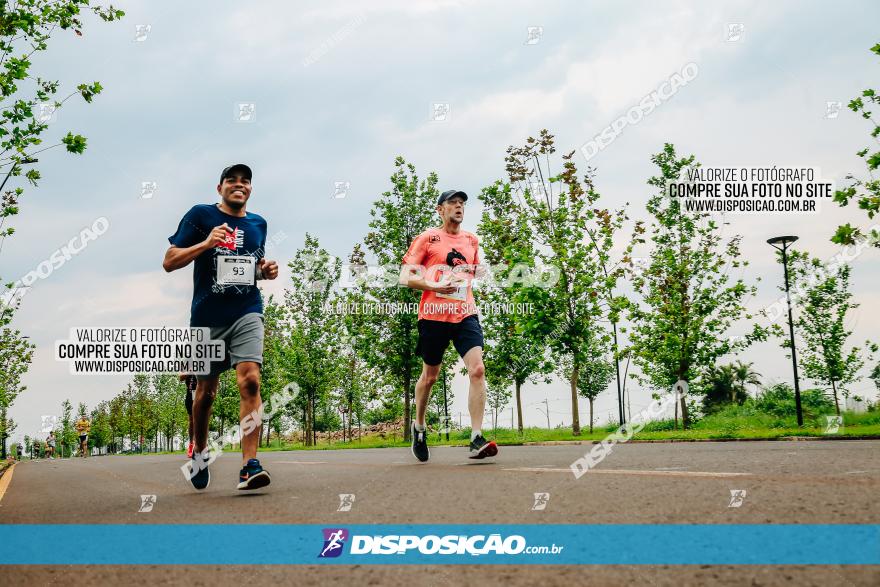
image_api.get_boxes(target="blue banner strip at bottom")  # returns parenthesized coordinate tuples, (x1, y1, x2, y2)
(0, 524, 877, 565)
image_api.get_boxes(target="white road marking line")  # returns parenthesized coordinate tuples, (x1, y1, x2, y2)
(654, 467, 688, 471)
(502, 467, 750, 478)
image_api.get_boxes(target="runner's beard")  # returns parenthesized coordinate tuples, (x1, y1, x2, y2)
(223, 195, 246, 211)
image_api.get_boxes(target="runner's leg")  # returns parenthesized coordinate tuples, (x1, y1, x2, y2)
(414, 363, 440, 427)
(235, 360, 262, 463)
(193, 376, 219, 454)
(462, 346, 486, 434)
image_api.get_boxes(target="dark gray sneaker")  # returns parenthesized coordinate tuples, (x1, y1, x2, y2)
(411, 423, 429, 462)
(468, 434, 498, 459)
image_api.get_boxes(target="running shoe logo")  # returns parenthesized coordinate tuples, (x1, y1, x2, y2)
(319, 528, 349, 558)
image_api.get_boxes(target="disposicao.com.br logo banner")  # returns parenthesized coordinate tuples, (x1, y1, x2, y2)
(1, 524, 878, 565)
(317, 527, 562, 560)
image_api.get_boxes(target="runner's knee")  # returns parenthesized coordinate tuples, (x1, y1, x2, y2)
(196, 380, 217, 402)
(237, 368, 260, 396)
(421, 368, 440, 387)
(468, 362, 485, 380)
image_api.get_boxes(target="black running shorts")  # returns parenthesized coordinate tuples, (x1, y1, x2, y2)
(416, 315, 484, 366)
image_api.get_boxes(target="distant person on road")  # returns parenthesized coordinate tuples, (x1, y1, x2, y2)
(75, 415, 90, 457)
(164, 163, 278, 491)
(179, 373, 197, 458)
(401, 189, 497, 463)
(46, 432, 56, 459)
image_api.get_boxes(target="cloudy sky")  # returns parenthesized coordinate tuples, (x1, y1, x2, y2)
(6, 0, 880, 442)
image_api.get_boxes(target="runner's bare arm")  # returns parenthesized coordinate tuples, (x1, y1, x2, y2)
(401, 268, 457, 294)
(163, 223, 231, 272)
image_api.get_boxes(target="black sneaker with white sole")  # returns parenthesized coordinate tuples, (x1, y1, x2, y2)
(468, 434, 498, 459)
(188, 454, 210, 490)
(411, 423, 429, 462)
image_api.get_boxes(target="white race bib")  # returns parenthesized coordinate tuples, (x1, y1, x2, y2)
(216, 255, 256, 285)
(436, 282, 467, 301)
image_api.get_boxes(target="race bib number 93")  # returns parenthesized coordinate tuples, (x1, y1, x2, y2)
(216, 255, 256, 285)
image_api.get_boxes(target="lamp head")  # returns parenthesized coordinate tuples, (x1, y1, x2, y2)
(767, 235, 799, 247)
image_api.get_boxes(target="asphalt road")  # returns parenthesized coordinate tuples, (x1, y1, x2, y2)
(2, 439, 879, 586)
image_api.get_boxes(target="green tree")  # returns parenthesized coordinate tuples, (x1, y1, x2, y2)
(772, 253, 876, 415)
(702, 364, 740, 413)
(0, 1, 122, 456)
(107, 393, 123, 452)
(129, 374, 156, 452)
(0, 326, 33, 456)
(830, 42, 880, 247)
(362, 157, 439, 441)
(336, 257, 378, 442)
(1, 1, 124, 323)
(261, 296, 292, 446)
(504, 130, 627, 435)
(626, 144, 760, 428)
(560, 334, 615, 433)
(485, 367, 510, 436)
(59, 398, 75, 457)
(212, 369, 239, 443)
(285, 233, 342, 446)
(732, 361, 761, 400)
(89, 402, 111, 454)
(152, 373, 185, 451)
(477, 181, 551, 434)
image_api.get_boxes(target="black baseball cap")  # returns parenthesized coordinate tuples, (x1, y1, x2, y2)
(219, 163, 252, 183)
(437, 189, 468, 205)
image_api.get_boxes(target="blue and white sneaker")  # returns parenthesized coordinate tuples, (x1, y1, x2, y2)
(237, 458, 271, 490)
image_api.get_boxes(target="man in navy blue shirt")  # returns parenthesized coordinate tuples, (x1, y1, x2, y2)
(164, 163, 279, 491)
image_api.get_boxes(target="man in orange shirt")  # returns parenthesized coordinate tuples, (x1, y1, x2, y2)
(401, 189, 498, 462)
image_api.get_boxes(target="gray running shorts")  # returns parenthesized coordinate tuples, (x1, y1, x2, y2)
(197, 312, 264, 381)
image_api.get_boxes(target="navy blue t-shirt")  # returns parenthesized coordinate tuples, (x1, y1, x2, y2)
(168, 204, 267, 327)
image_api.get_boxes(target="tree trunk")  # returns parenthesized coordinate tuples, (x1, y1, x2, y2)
(515, 380, 524, 434)
(403, 372, 412, 442)
(589, 397, 594, 433)
(347, 397, 353, 443)
(611, 322, 624, 426)
(831, 380, 841, 416)
(679, 395, 690, 429)
(570, 358, 581, 435)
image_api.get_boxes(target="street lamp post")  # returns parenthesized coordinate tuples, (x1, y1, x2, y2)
(536, 398, 551, 430)
(767, 235, 804, 426)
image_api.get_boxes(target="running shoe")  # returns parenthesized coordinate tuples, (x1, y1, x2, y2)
(237, 458, 271, 490)
(411, 422, 429, 462)
(186, 441, 194, 458)
(189, 453, 210, 490)
(468, 434, 498, 459)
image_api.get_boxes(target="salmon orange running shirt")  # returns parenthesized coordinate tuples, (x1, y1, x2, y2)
(402, 227, 481, 323)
